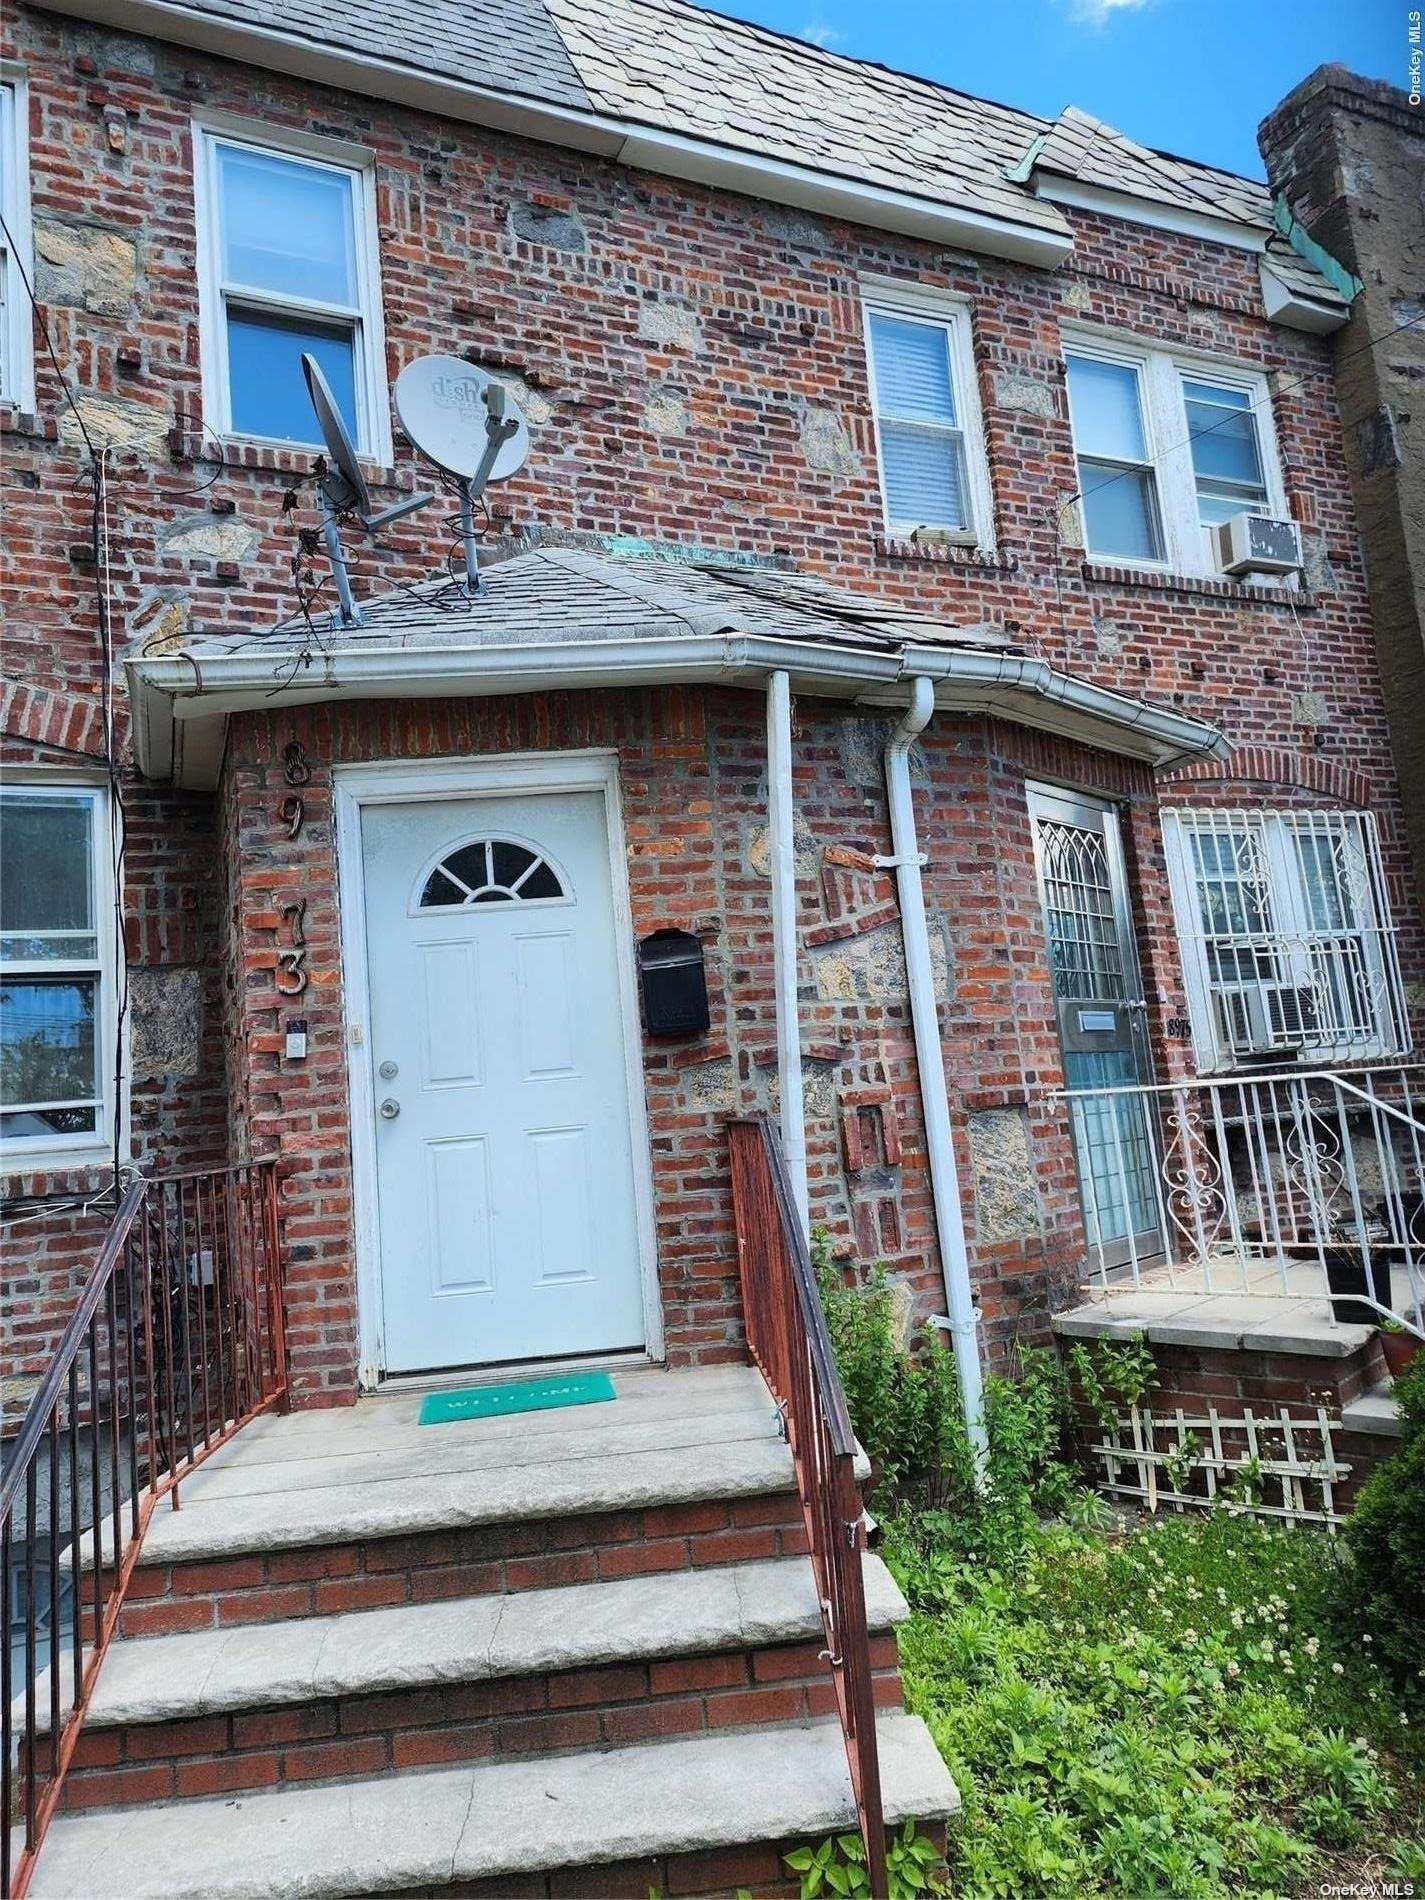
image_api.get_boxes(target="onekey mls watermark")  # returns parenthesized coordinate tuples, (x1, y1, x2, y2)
(1319, 1883, 1417, 1898)
(1410, 8, 1422, 105)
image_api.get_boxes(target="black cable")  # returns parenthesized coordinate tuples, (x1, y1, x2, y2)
(0, 209, 96, 457)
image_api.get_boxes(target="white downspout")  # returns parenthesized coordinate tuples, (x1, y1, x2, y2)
(767, 669, 810, 1234)
(883, 676, 987, 1457)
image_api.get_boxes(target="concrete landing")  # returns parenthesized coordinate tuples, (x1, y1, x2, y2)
(1341, 1384, 1404, 1440)
(77, 1364, 812, 1568)
(1054, 1260, 1376, 1358)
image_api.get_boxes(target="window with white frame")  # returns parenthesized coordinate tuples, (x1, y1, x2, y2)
(1064, 338, 1286, 578)
(0, 786, 117, 1160)
(0, 71, 35, 412)
(1162, 806, 1411, 1071)
(863, 297, 992, 545)
(195, 122, 385, 453)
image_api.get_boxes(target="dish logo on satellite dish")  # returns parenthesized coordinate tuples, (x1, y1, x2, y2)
(394, 354, 531, 489)
(428, 371, 489, 417)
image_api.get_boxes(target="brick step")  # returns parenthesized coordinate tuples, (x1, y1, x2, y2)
(114, 1488, 809, 1635)
(28, 1712, 962, 1900)
(41, 1556, 907, 1809)
(59, 1632, 905, 1810)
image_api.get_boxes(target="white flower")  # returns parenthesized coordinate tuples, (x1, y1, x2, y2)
(1332, 1662, 1344, 1676)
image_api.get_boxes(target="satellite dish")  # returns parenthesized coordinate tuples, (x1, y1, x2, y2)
(395, 356, 530, 485)
(301, 354, 371, 517)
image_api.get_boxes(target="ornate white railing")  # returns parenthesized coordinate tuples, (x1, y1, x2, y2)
(1061, 1063, 1425, 1339)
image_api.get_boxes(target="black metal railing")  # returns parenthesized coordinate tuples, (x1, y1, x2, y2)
(1, 1160, 286, 1897)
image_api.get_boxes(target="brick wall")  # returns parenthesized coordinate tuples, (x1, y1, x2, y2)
(1260, 66, 1425, 921)
(3, 9, 1423, 1393)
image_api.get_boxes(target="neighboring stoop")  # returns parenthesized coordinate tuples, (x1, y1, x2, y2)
(26, 1364, 959, 1899)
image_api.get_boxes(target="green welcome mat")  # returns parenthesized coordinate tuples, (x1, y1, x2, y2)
(418, 1370, 616, 1426)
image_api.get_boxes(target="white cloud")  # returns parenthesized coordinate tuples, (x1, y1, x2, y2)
(800, 18, 845, 47)
(1065, 0, 1151, 26)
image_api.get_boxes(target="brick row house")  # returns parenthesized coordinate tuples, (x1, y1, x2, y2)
(1, 0, 1422, 1889)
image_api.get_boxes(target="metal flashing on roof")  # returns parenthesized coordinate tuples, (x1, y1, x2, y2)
(1272, 195, 1363, 304)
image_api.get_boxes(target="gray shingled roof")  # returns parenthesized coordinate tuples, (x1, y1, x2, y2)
(146, 0, 594, 111)
(546, 0, 1065, 236)
(1031, 106, 1272, 227)
(1026, 105, 1347, 307)
(56, 0, 1346, 308)
(179, 548, 1016, 657)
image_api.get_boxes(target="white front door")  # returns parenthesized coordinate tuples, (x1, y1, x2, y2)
(360, 789, 647, 1374)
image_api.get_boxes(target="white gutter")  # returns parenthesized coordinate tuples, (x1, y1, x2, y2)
(883, 678, 987, 1459)
(32, 0, 1074, 269)
(1035, 174, 1268, 251)
(767, 671, 810, 1235)
(126, 635, 1228, 788)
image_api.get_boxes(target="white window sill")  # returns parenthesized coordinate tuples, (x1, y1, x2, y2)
(0, 1142, 122, 1183)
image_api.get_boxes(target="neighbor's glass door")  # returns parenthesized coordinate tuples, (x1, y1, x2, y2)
(1028, 784, 1165, 1271)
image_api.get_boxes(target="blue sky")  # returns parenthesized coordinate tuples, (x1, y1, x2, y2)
(715, 0, 1399, 180)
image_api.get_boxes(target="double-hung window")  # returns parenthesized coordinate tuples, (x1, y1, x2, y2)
(1182, 376, 1270, 531)
(196, 122, 386, 455)
(1065, 352, 1164, 564)
(864, 294, 993, 546)
(0, 70, 34, 413)
(1065, 337, 1286, 578)
(1163, 806, 1410, 1071)
(0, 786, 117, 1163)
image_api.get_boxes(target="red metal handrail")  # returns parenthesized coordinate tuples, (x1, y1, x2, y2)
(1, 1159, 286, 1897)
(727, 1117, 888, 1898)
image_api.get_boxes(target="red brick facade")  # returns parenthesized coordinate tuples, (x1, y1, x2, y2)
(4, 8, 1423, 1403)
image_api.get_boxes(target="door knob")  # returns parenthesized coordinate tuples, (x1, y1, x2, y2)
(379, 1098, 401, 1120)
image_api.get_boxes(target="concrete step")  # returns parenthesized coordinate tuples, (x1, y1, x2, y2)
(113, 1486, 813, 1638)
(1340, 1382, 1404, 1440)
(45, 1557, 909, 1806)
(62, 1554, 909, 1733)
(27, 1711, 961, 1900)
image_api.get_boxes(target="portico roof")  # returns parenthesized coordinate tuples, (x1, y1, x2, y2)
(126, 547, 1228, 787)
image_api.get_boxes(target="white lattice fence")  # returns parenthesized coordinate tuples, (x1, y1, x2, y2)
(1092, 1403, 1351, 1530)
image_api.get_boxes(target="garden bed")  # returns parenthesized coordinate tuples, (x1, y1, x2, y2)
(809, 1242, 1425, 1898)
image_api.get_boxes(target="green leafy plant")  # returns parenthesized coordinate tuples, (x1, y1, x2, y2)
(784, 1823, 942, 1899)
(1067, 1334, 1158, 1438)
(811, 1241, 1422, 1896)
(1337, 1352, 1425, 1692)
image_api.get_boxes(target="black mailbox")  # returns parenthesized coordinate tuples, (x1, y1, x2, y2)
(638, 929, 710, 1037)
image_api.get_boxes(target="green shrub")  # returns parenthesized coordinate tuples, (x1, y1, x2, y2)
(1340, 1352, 1425, 1692)
(812, 1229, 1120, 1578)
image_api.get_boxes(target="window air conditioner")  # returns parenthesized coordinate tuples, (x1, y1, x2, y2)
(1211, 512, 1304, 578)
(1214, 984, 1317, 1055)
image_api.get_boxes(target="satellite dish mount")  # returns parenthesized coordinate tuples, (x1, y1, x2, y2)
(298, 350, 533, 623)
(300, 354, 436, 627)
(395, 357, 531, 597)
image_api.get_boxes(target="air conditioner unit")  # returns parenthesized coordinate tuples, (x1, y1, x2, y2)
(1212, 512, 1304, 578)
(1214, 984, 1317, 1055)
